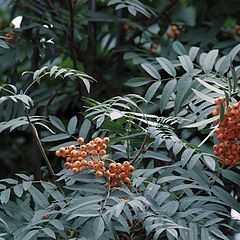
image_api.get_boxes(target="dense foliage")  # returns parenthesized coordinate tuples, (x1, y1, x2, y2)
(0, 1, 240, 239)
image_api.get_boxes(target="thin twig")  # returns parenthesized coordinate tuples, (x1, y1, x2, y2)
(25, 108, 64, 194)
(130, 133, 149, 165)
(68, 0, 77, 69)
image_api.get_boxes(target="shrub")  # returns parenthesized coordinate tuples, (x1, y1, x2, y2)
(0, 41, 240, 239)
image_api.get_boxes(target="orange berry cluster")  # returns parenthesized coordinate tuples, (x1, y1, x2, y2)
(212, 97, 240, 165)
(55, 137, 134, 187)
(166, 25, 180, 39)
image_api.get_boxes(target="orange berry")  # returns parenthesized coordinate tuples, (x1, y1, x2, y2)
(123, 161, 130, 168)
(110, 173, 116, 179)
(88, 161, 94, 169)
(72, 168, 79, 174)
(86, 143, 93, 149)
(55, 150, 61, 157)
(109, 163, 116, 169)
(99, 150, 106, 156)
(80, 151, 88, 158)
(96, 138, 103, 146)
(98, 161, 105, 168)
(75, 161, 82, 167)
(91, 150, 98, 156)
(64, 162, 71, 169)
(98, 167, 106, 173)
(69, 145, 76, 151)
(93, 159, 99, 164)
(81, 159, 88, 166)
(101, 143, 107, 150)
(64, 148, 70, 155)
(129, 165, 134, 172)
(93, 164, 99, 170)
(78, 167, 84, 173)
(123, 177, 131, 185)
(96, 171, 103, 178)
(77, 137, 85, 145)
(103, 137, 110, 144)
(80, 145, 86, 151)
(59, 147, 65, 152)
(105, 170, 111, 177)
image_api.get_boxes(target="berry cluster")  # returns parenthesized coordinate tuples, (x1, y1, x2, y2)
(55, 137, 134, 187)
(212, 97, 240, 166)
(166, 25, 180, 39)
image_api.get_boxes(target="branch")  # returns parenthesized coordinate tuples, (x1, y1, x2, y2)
(25, 109, 64, 194)
(130, 133, 149, 165)
(68, 0, 77, 69)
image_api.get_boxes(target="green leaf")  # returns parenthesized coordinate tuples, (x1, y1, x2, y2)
(0, 189, 10, 204)
(81, 78, 91, 93)
(23, 230, 39, 240)
(222, 170, 240, 185)
(13, 184, 23, 197)
(156, 57, 176, 77)
(42, 227, 56, 239)
(28, 185, 49, 208)
(0, 39, 9, 49)
(50, 66, 59, 77)
(79, 119, 91, 138)
(49, 116, 65, 132)
(188, 153, 201, 170)
(67, 116, 78, 134)
(209, 228, 229, 240)
(41, 133, 70, 142)
(174, 76, 192, 114)
(212, 186, 240, 212)
(184, 115, 219, 128)
(181, 148, 195, 166)
(160, 79, 177, 113)
(195, 78, 224, 95)
(142, 151, 171, 161)
(0, 178, 18, 184)
(203, 155, 216, 171)
(23, 181, 32, 191)
(141, 63, 161, 80)
(92, 217, 105, 240)
(219, 103, 225, 122)
(231, 65, 238, 91)
(124, 77, 151, 87)
(144, 81, 161, 101)
(49, 219, 64, 231)
(189, 46, 200, 61)
(157, 176, 191, 184)
(167, 229, 178, 239)
(203, 49, 219, 74)
(189, 223, 198, 240)
(178, 55, 194, 74)
(173, 41, 187, 55)
(15, 173, 30, 181)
